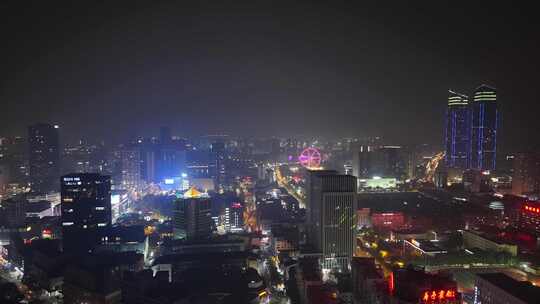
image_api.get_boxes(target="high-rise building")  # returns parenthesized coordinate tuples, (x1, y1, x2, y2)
(471, 85, 498, 171)
(2, 136, 28, 184)
(28, 123, 60, 193)
(306, 170, 357, 270)
(445, 90, 471, 169)
(173, 187, 213, 240)
(519, 201, 540, 236)
(61, 173, 111, 253)
(512, 152, 540, 196)
(224, 202, 244, 232)
(119, 148, 142, 191)
(157, 140, 186, 182)
(186, 150, 212, 178)
(210, 142, 226, 190)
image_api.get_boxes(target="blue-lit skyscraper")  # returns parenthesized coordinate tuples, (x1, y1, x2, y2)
(445, 90, 470, 169)
(471, 85, 498, 171)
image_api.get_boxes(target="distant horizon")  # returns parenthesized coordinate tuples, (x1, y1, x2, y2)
(2, 3, 540, 151)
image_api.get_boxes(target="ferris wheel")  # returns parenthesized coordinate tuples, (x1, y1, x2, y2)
(298, 147, 322, 169)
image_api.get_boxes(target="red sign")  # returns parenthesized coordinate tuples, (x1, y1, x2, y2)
(421, 289, 456, 303)
(42, 229, 53, 239)
(524, 205, 540, 214)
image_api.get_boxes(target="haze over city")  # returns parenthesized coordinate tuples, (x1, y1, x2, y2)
(1, 2, 540, 149)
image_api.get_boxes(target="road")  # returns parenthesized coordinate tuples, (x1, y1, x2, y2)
(274, 165, 306, 208)
(259, 240, 291, 304)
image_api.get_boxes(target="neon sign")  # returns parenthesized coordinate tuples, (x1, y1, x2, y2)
(421, 289, 456, 302)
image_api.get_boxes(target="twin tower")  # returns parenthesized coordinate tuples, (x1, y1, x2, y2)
(445, 84, 498, 171)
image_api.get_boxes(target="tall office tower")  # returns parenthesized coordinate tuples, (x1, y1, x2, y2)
(28, 123, 60, 193)
(352, 146, 409, 180)
(173, 187, 213, 240)
(445, 90, 471, 169)
(306, 170, 357, 271)
(119, 148, 142, 191)
(471, 85, 498, 171)
(210, 142, 226, 190)
(61, 173, 111, 254)
(512, 152, 540, 196)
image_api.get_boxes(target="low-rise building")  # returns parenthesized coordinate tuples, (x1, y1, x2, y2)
(351, 257, 385, 304)
(393, 268, 459, 304)
(474, 273, 540, 304)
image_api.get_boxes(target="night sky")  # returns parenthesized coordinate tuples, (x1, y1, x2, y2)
(1, 2, 539, 149)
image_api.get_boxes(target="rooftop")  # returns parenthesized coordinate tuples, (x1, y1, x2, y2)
(477, 273, 540, 303)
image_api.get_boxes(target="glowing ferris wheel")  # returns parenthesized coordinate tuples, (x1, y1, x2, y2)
(299, 147, 322, 169)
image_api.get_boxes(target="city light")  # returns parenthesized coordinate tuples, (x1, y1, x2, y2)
(0, 3, 536, 303)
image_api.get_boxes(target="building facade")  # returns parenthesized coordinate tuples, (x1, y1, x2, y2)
(119, 148, 142, 191)
(173, 187, 213, 240)
(306, 170, 357, 270)
(445, 90, 471, 169)
(512, 152, 540, 196)
(474, 273, 540, 304)
(61, 173, 112, 253)
(471, 85, 498, 171)
(519, 202, 540, 236)
(28, 123, 60, 193)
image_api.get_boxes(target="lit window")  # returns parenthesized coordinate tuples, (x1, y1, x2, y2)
(62, 222, 74, 226)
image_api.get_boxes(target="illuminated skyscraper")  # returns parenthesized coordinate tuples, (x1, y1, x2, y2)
(61, 173, 111, 253)
(173, 187, 213, 239)
(471, 85, 498, 171)
(119, 148, 142, 191)
(445, 90, 470, 169)
(306, 170, 357, 270)
(28, 123, 59, 193)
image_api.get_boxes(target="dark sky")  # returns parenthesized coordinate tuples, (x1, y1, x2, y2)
(1, 1, 539, 149)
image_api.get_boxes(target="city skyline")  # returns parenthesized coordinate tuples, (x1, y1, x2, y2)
(1, 3, 540, 150)
(3, 3, 540, 304)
